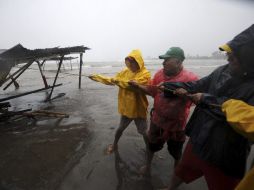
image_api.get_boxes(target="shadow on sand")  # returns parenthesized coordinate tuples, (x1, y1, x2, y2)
(114, 150, 154, 190)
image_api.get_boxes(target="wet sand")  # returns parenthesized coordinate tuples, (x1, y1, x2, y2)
(0, 60, 253, 190)
(57, 81, 208, 190)
(0, 65, 96, 190)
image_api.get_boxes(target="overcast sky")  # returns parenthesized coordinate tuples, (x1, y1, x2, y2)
(0, 0, 253, 61)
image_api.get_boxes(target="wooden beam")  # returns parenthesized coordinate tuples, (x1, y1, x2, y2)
(3, 60, 34, 90)
(45, 55, 64, 101)
(36, 60, 48, 88)
(0, 83, 62, 102)
(2, 61, 32, 86)
(10, 76, 19, 89)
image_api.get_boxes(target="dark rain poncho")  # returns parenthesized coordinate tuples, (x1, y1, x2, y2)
(164, 64, 254, 178)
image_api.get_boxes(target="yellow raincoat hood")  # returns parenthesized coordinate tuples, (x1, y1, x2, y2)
(90, 49, 151, 118)
(126, 49, 145, 70)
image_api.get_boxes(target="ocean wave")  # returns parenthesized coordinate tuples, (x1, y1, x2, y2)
(185, 65, 222, 69)
(32, 60, 224, 72)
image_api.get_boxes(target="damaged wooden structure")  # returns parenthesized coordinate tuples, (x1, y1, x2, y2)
(42, 56, 78, 71)
(0, 44, 90, 121)
(0, 44, 90, 101)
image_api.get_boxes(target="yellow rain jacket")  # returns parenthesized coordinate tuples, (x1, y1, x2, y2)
(90, 49, 151, 118)
(222, 99, 254, 190)
(222, 99, 254, 142)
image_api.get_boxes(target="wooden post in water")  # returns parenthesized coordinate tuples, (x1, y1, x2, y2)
(10, 76, 19, 89)
(79, 53, 83, 89)
(3, 60, 34, 90)
(45, 55, 64, 101)
(70, 59, 72, 70)
(36, 60, 48, 88)
(2, 62, 31, 85)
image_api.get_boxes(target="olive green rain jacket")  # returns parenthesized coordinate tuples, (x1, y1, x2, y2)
(90, 49, 151, 118)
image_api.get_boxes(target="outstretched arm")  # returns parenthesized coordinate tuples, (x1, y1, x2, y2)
(114, 69, 151, 89)
(128, 81, 153, 96)
(88, 74, 116, 85)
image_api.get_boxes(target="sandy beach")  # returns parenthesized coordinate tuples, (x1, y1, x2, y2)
(0, 59, 253, 190)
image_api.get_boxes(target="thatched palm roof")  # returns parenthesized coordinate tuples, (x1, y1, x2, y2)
(0, 44, 90, 63)
(0, 44, 90, 86)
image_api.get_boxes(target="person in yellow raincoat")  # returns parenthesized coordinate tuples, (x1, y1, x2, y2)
(222, 99, 254, 190)
(89, 49, 151, 153)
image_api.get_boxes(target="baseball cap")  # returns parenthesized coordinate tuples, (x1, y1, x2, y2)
(159, 47, 185, 61)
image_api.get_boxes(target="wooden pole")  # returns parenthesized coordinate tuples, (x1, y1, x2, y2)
(41, 60, 46, 71)
(79, 53, 83, 89)
(36, 61, 49, 88)
(3, 60, 34, 90)
(10, 76, 19, 89)
(0, 83, 62, 102)
(2, 61, 33, 86)
(23, 112, 69, 118)
(45, 55, 64, 101)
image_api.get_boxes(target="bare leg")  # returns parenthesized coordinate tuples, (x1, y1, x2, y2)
(146, 148, 154, 172)
(140, 129, 154, 176)
(134, 118, 149, 147)
(133, 118, 154, 175)
(113, 116, 132, 146)
(107, 116, 132, 154)
(140, 148, 154, 176)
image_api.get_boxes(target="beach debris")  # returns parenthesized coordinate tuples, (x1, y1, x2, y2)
(0, 84, 62, 103)
(0, 100, 69, 122)
(23, 110, 69, 118)
(0, 102, 11, 109)
(0, 108, 32, 121)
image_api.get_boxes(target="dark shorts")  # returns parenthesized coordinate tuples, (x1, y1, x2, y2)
(175, 141, 241, 190)
(147, 122, 184, 160)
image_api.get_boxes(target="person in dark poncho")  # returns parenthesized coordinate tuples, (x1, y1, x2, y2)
(162, 25, 254, 190)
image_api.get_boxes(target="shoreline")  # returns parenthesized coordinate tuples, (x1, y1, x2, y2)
(0, 60, 252, 190)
